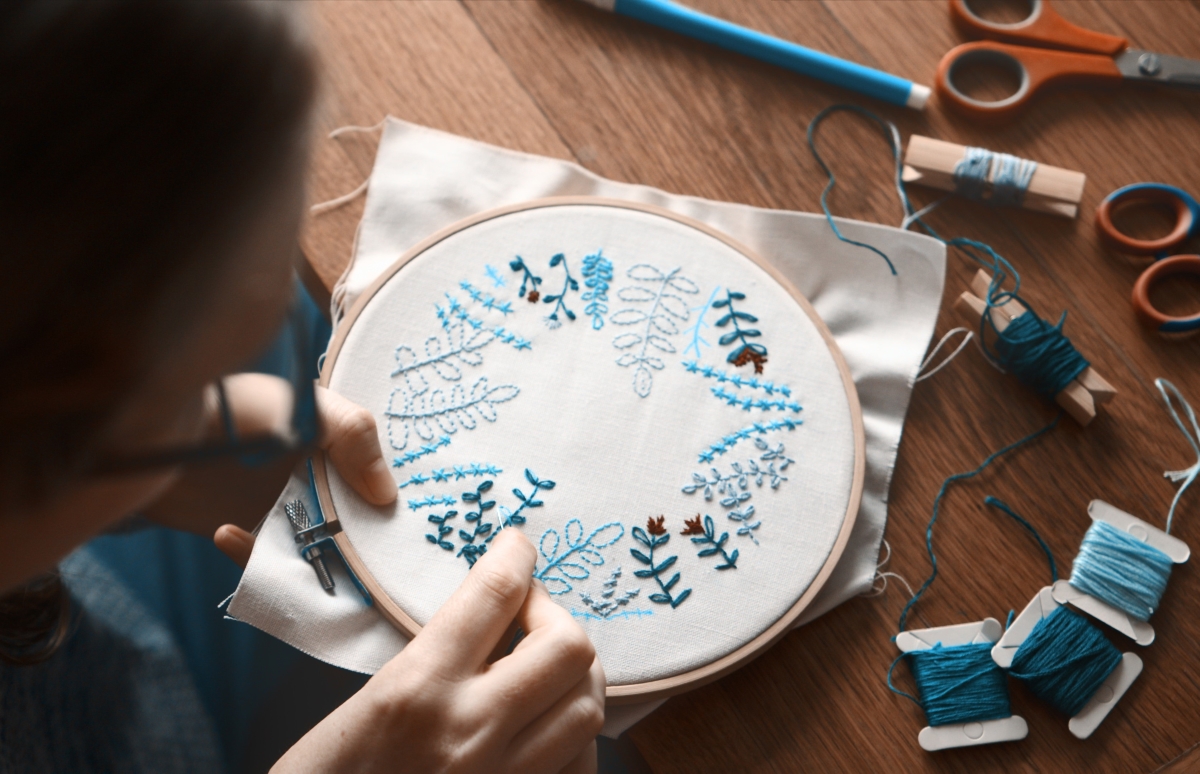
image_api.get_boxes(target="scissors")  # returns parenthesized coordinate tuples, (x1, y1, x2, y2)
(936, 0, 1200, 120)
(1095, 183, 1200, 337)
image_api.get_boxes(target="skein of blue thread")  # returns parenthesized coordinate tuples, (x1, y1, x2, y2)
(1069, 520, 1174, 622)
(991, 310, 1090, 401)
(983, 497, 1123, 717)
(904, 643, 1013, 727)
(953, 147, 1039, 208)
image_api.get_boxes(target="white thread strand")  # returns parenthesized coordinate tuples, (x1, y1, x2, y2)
(328, 119, 386, 139)
(914, 328, 974, 383)
(1156, 378, 1200, 534)
(309, 176, 370, 216)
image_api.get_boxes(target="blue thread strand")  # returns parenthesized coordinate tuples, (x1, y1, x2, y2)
(484, 264, 507, 288)
(897, 413, 1060, 632)
(697, 418, 801, 464)
(681, 360, 794, 398)
(1069, 520, 1173, 622)
(392, 435, 451, 468)
(891, 643, 1013, 727)
(681, 286, 720, 358)
(459, 281, 513, 315)
(535, 518, 624, 594)
(1157, 378, 1200, 534)
(710, 386, 802, 413)
(580, 249, 613, 330)
(984, 496, 1058, 582)
(953, 147, 1038, 208)
(1009, 606, 1122, 716)
(398, 464, 502, 488)
(992, 311, 1089, 401)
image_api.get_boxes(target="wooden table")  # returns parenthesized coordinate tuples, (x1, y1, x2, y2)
(299, 2, 1200, 771)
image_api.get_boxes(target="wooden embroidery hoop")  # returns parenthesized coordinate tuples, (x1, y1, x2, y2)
(313, 196, 866, 703)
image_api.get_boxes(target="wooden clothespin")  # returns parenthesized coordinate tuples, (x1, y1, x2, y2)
(902, 136, 1086, 219)
(955, 269, 1116, 425)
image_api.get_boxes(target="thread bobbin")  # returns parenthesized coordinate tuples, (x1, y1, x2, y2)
(956, 269, 1117, 425)
(992, 586, 1142, 739)
(895, 619, 1029, 751)
(1052, 500, 1190, 645)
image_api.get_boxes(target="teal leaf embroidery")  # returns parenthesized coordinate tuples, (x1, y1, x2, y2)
(611, 264, 699, 397)
(542, 253, 579, 328)
(713, 289, 768, 373)
(425, 510, 458, 550)
(682, 515, 738, 570)
(509, 256, 542, 299)
(630, 517, 691, 608)
(535, 518, 625, 595)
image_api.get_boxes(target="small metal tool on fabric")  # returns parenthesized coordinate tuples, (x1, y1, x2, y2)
(285, 498, 335, 591)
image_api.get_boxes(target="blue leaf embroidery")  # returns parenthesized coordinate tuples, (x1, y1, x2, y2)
(580, 250, 614, 330)
(611, 264, 699, 397)
(535, 518, 625, 595)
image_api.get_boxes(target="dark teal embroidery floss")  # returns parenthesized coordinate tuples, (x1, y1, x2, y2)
(902, 643, 1013, 727)
(1068, 520, 1173, 622)
(990, 309, 1090, 403)
(1009, 607, 1122, 717)
(631, 516, 691, 608)
(542, 252, 579, 326)
(714, 290, 768, 373)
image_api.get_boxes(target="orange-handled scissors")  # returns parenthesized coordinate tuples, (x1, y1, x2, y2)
(937, 0, 1200, 121)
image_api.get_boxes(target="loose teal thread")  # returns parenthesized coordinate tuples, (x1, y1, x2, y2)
(897, 413, 1061, 632)
(714, 290, 767, 372)
(408, 494, 457, 510)
(1157, 378, 1200, 534)
(500, 468, 556, 527)
(509, 256, 542, 299)
(535, 518, 625, 595)
(425, 510, 458, 550)
(484, 264, 507, 289)
(1009, 606, 1122, 716)
(612, 264, 700, 397)
(992, 311, 1089, 401)
(889, 642, 1013, 727)
(681, 286, 720, 359)
(984, 496, 1058, 582)
(631, 517, 691, 608)
(807, 104, 900, 274)
(1069, 520, 1173, 622)
(953, 146, 1038, 208)
(459, 280, 513, 315)
(710, 386, 802, 414)
(682, 515, 738, 570)
(398, 464, 503, 487)
(393, 435, 451, 468)
(681, 360, 793, 397)
(697, 418, 801, 464)
(580, 249, 613, 330)
(542, 253, 579, 327)
(578, 567, 641, 617)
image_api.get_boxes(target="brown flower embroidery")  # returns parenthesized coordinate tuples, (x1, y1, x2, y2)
(646, 515, 666, 536)
(681, 515, 705, 535)
(527, 290, 540, 303)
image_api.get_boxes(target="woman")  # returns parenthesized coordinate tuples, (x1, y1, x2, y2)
(0, 2, 604, 771)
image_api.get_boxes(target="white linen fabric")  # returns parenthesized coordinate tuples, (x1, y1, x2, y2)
(228, 118, 946, 735)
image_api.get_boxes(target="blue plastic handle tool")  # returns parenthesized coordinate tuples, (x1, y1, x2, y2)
(580, 0, 930, 110)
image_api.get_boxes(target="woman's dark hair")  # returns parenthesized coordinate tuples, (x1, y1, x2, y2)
(0, 0, 317, 663)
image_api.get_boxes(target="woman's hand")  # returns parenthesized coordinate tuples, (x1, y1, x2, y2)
(272, 528, 605, 774)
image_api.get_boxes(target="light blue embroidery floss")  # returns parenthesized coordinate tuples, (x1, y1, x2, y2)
(681, 360, 794, 398)
(727, 504, 760, 544)
(408, 494, 458, 510)
(572, 609, 653, 622)
(578, 567, 641, 618)
(398, 464, 502, 488)
(386, 377, 519, 450)
(391, 323, 496, 393)
(580, 249, 613, 330)
(710, 386, 802, 414)
(953, 146, 1038, 208)
(500, 469, 556, 527)
(630, 516, 691, 608)
(392, 435, 451, 468)
(1156, 378, 1200, 534)
(681, 286, 721, 358)
(484, 264, 507, 288)
(1068, 520, 1173, 622)
(459, 281, 513, 315)
(611, 264, 699, 397)
(535, 519, 625, 594)
(682, 515, 738, 570)
(696, 418, 801, 464)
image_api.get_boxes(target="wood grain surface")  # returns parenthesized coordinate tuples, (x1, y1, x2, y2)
(298, 2, 1200, 771)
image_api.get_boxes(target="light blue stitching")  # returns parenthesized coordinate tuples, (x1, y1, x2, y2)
(727, 504, 761, 544)
(509, 256, 542, 299)
(434, 297, 531, 351)
(682, 515, 738, 570)
(408, 494, 458, 510)
(393, 313, 496, 396)
(580, 249, 613, 330)
(425, 510, 458, 550)
(630, 517, 691, 608)
(535, 519, 625, 595)
(542, 253, 579, 328)
(571, 609, 654, 622)
(397, 464, 502, 488)
(697, 418, 801, 463)
(489, 327, 533, 351)
(611, 264, 699, 397)
(681, 360, 794, 398)
(385, 377, 519, 451)
(392, 435, 451, 468)
(756, 437, 795, 468)
(682, 285, 720, 359)
(460, 281, 513, 315)
(578, 566, 642, 618)
(710, 386, 803, 414)
(484, 264, 507, 289)
(499, 468, 556, 527)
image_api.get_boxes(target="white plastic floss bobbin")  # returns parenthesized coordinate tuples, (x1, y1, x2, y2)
(992, 585, 1143, 739)
(1052, 500, 1191, 645)
(895, 618, 1029, 752)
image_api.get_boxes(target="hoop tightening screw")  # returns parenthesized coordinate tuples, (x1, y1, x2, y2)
(285, 499, 335, 591)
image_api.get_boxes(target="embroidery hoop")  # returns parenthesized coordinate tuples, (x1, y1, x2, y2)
(313, 197, 866, 702)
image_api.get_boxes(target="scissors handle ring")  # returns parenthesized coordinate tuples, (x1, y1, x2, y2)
(1096, 183, 1200, 256)
(1131, 254, 1200, 336)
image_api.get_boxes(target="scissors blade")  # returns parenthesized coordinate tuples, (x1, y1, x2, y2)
(1115, 49, 1200, 89)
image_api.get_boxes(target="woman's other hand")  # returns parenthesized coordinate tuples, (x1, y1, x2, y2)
(272, 528, 605, 774)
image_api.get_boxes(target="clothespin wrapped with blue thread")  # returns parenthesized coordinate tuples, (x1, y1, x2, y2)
(957, 268, 1117, 425)
(284, 459, 373, 605)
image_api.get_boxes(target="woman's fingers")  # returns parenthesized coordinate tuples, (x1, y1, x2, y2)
(316, 386, 395, 505)
(505, 656, 606, 774)
(483, 579, 597, 733)
(214, 523, 256, 568)
(410, 528, 537, 676)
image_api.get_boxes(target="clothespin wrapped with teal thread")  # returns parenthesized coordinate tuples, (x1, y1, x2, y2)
(956, 268, 1117, 425)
